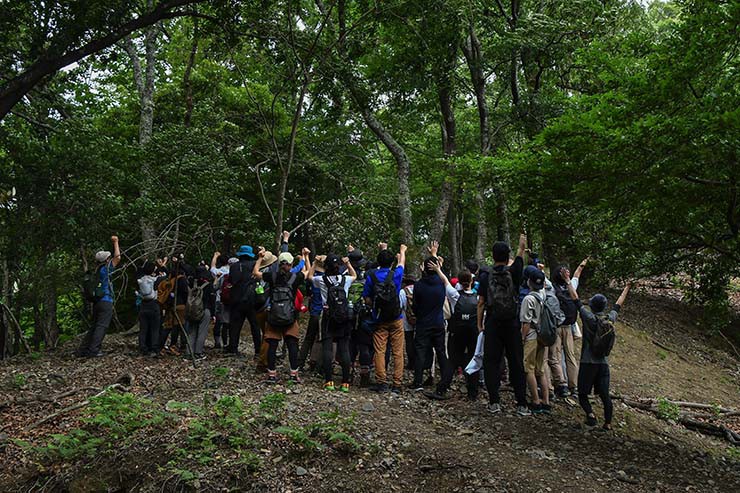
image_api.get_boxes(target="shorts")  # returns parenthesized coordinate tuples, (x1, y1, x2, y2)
(524, 338, 546, 377)
(263, 320, 300, 341)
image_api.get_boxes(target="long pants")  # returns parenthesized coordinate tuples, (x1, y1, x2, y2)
(578, 363, 613, 424)
(548, 325, 579, 389)
(448, 326, 479, 397)
(404, 330, 415, 369)
(213, 320, 229, 347)
(267, 336, 299, 371)
(372, 318, 405, 386)
(138, 300, 161, 354)
(298, 314, 321, 368)
(483, 322, 527, 406)
(413, 326, 452, 393)
(228, 303, 261, 354)
(79, 301, 113, 355)
(187, 308, 211, 355)
(321, 318, 352, 384)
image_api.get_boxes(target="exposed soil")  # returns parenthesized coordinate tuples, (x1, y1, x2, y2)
(1, 292, 739, 493)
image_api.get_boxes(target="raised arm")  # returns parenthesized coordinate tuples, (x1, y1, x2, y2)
(397, 244, 407, 269)
(301, 248, 311, 276)
(563, 269, 579, 301)
(342, 257, 357, 281)
(252, 250, 265, 280)
(210, 251, 220, 270)
(573, 256, 589, 279)
(477, 296, 485, 333)
(516, 233, 527, 259)
(111, 235, 121, 267)
(616, 282, 631, 307)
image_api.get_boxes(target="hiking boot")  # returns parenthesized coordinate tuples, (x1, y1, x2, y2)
(555, 385, 570, 398)
(370, 383, 389, 393)
(487, 403, 502, 415)
(324, 381, 336, 391)
(424, 390, 450, 401)
(390, 386, 402, 395)
(585, 414, 598, 427)
(289, 370, 302, 384)
(541, 404, 553, 415)
(359, 373, 371, 388)
(195, 353, 206, 361)
(602, 423, 612, 431)
(90, 351, 105, 358)
(531, 403, 545, 415)
(265, 371, 279, 385)
(340, 383, 350, 394)
(516, 405, 532, 417)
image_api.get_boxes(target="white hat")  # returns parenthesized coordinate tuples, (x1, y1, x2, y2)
(278, 252, 294, 265)
(95, 251, 111, 263)
(228, 257, 239, 264)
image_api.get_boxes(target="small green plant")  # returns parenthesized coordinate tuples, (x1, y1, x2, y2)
(212, 366, 230, 378)
(33, 429, 104, 461)
(11, 373, 27, 389)
(656, 349, 668, 360)
(28, 352, 42, 361)
(656, 397, 681, 422)
(274, 426, 321, 453)
(328, 432, 360, 454)
(727, 447, 740, 461)
(84, 391, 166, 440)
(259, 392, 286, 423)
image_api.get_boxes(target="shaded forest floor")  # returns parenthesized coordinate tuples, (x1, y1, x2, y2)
(1, 292, 740, 493)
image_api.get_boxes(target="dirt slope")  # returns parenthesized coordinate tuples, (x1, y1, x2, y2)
(1, 294, 739, 492)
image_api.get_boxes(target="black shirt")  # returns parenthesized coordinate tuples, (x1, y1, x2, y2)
(477, 256, 524, 328)
(228, 259, 256, 304)
(264, 269, 305, 298)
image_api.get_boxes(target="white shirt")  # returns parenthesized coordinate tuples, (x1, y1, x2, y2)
(312, 274, 354, 304)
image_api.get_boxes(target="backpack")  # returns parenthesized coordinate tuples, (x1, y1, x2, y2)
(325, 275, 350, 324)
(138, 275, 157, 301)
(157, 276, 181, 307)
(83, 265, 106, 303)
(268, 272, 297, 327)
(590, 313, 616, 358)
(402, 286, 416, 325)
(186, 281, 208, 322)
(220, 274, 234, 305)
(533, 291, 565, 347)
(486, 270, 518, 320)
(554, 284, 578, 325)
(369, 269, 401, 322)
(254, 277, 270, 310)
(451, 291, 478, 332)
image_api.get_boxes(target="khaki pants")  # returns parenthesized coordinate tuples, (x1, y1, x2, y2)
(548, 325, 580, 389)
(524, 339, 547, 377)
(372, 318, 405, 386)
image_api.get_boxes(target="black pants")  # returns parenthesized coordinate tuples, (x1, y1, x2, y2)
(228, 303, 261, 354)
(414, 326, 452, 394)
(138, 300, 161, 354)
(298, 313, 321, 368)
(213, 320, 229, 347)
(321, 317, 352, 384)
(404, 330, 415, 369)
(483, 322, 527, 406)
(449, 326, 479, 398)
(79, 301, 113, 356)
(578, 363, 613, 424)
(267, 336, 299, 371)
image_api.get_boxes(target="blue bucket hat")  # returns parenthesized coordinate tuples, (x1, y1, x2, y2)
(236, 245, 255, 259)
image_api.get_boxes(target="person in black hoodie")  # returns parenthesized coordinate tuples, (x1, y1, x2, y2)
(411, 242, 460, 400)
(226, 245, 258, 356)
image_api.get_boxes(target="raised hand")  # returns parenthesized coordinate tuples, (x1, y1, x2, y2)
(399, 244, 407, 253)
(378, 242, 388, 251)
(282, 230, 291, 242)
(427, 240, 439, 256)
(111, 235, 119, 243)
(342, 256, 350, 265)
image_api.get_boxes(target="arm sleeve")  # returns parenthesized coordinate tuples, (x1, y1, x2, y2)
(280, 241, 289, 253)
(311, 275, 323, 288)
(362, 274, 373, 298)
(393, 266, 405, 290)
(290, 259, 305, 273)
(510, 257, 524, 287)
(445, 284, 461, 311)
(520, 296, 537, 323)
(399, 289, 407, 309)
(571, 277, 579, 291)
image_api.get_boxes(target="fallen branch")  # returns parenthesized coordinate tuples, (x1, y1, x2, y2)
(0, 386, 100, 410)
(25, 383, 127, 430)
(651, 338, 691, 363)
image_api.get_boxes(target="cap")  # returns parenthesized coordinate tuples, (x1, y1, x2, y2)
(95, 251, 111, 263)
(528, 269, 545, 289)
(278, 252, 294, 265)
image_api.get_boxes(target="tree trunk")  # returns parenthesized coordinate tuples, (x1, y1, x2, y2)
(182, 18, 199, 127)
(495, 187, 511, 245)
(448, 200, 463, 275)
(41, 281, 59, 349)
(474, 191, 488, 261)
(429, 65, 457, 243)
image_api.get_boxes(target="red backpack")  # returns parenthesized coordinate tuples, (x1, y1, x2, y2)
(220, 274, 234, 305)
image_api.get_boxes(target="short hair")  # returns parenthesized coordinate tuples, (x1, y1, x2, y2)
(464, 259, 479, 275)
(142, 261, 156, 276)
(458, 269, 473, 287)
(590, 294, 608, 313)
(377, 249, 395, 268)
(492, 241, 511, 262)
(552, 265, 568, 285)
(423, 256, 438, 275)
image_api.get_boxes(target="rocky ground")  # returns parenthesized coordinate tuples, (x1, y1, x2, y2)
(1, 292, 739, 492)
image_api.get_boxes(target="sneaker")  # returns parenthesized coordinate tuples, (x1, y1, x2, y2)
(370, 383, 389, 393)
(541, 404, 553, 415)
(359, 373, 371, 388)
(340, 383, 350, 393)
(289, 370, 302, 384)
(407, 382, 424, 392)
(390, 386, 402, 395)
(422, 376, 434, 387)
(324, 381, 335, 391)
(265, 371, 278, 385)
(487, 403, 502, 415)
(602, 423, 612, 431)
(424, 390, 451, 401)
(555, 386, 570, 398)
(532, 403, 546, 415)
(516, 405, 532, 417)
(195, 353, 207, 361)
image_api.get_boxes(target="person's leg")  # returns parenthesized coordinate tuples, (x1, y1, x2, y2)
(504, 325, 528, 406)
(372, 324, 389, 386)
(298, 314, 321, 368)
(595, 364, 613, 425)
(266, 338, 280, 371)
(195, 309, 211, 355)
(227, 304, 246, 354)
(413, 327, 430, 387)
(405, 330, 416, 370)
(138, 306, 150, 354)
(577, 363, 597, 421)
(536, 344, 550, 406)
(246, 307, 261, 355)
(548, 331, 566, 390)
(389, 319, 405, 387)
(256, 311, 269, 369)
(523, 339, 541, 405)
(463, 328, 479, 398)
(434, 327, 453, 394)
(337, 337, 352, 384)
(483, 327, 505, 403)
(285, 335, 299, 371)
(562, 325, 579, 391)
(89, 301, 113, 355)
(322, 319, 335, 383)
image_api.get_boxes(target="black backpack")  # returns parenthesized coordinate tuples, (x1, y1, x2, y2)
(486, 270, 518, 320)
(554, 284, 578, 325)
(325, 275, 350, 324)
(369, 269, 401, 322)
(590, 313, 616, 358)
(83, 265, 106, 303)
(268, 272, 297, 327)
(451, 291, 478, 332)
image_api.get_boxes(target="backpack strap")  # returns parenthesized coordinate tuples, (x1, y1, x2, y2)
(383, 268, 396, 285)
(368, 270, 379, 286)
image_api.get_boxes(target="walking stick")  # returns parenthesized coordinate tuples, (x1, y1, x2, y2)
(173, 306, 197, 369)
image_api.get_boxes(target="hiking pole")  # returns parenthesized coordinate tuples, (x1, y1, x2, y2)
(173, 308, 197, 369)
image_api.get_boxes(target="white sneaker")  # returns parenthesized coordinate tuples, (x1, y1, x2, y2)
(487, 402, 502, 414)
(516, 405, 532, 416)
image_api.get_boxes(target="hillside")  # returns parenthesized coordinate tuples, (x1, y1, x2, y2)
(1, 292, 739, 493)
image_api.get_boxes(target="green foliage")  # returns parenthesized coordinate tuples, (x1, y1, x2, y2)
(656, 398, 681, 422)
(258, 392, 286, 423)
(273, 426, 321, 454)
(32, 429, 104, 462)
(212, 366, 230, 378)
(274, 408, 360, 456)
(84, 391, 166, 440)
(11, 373, 27, 389)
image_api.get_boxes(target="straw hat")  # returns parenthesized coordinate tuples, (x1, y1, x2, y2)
(261, 251, 278, 268)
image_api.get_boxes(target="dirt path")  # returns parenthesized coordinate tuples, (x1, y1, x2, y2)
(1, 295, 739, 492)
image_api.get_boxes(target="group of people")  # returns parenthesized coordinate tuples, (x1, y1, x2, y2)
(78, 231, 631, 429)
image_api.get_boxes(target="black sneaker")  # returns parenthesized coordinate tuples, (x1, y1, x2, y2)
(555, 386, 570, 398)
(390, 386, 402, 395)
(531, 403, 545, 415)
(424, 390, 451, 401)
(370, 383, 389, 393)
(406, 382, 424, 392)
(585, 415, 598, 427)
(541, 404, 553, 415)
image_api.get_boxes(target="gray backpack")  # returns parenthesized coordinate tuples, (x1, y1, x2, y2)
(534, 291, 565, 346)
(186, 281, 208, 322)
